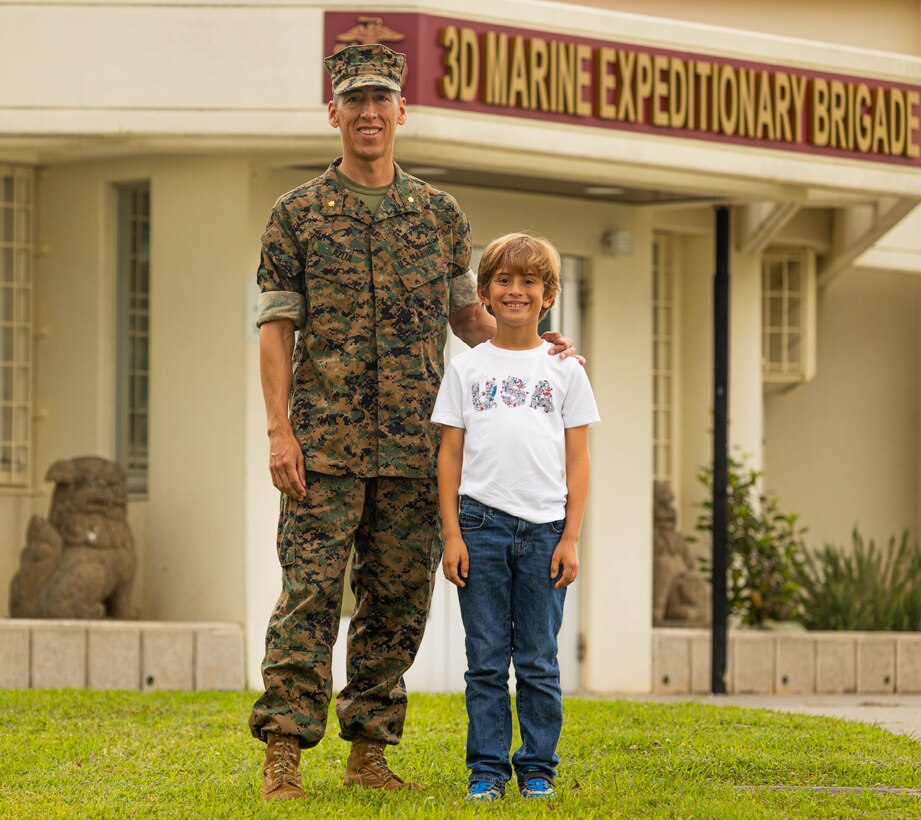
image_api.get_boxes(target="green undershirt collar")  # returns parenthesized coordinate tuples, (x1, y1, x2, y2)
(336, 169, 391, 214)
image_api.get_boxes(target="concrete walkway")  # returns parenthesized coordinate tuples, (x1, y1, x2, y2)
(633, 693, 921, 741)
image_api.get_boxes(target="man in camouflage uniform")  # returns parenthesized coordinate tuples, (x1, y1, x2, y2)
(249, 43, 575, 801)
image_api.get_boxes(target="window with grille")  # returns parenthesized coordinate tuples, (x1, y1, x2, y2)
(538, 254, 582, 351)
(0, 166, 33, 486)
(652, 234, 677, 488)
(762, 249, 816, 387)
(116, 183, 150, 494)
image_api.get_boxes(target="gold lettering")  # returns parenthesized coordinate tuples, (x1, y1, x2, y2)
(439, 26, 460, 100)
(830, 80, 847, 149)
(855, 83, 872, 153)
(558, 42, 576, 115)
(617, 50, 637, 122)
(906, 91, 920, 157)
(756, 71, 775, 140)
(446, 28, 921, 166)
(811, 78, 830, 146)
(458, 27, 479, 103)
(575, 44, 592, 117)
(548, 40, 558, 112)
(484, 32, 508, 106)
(668, 57, 688, 128)
(595, 47, 618, 119)
(738, 68, 756, 138)
(712, 64, 720, 131)
(718, 65, 738, 136)
(652, 54, 669, 127)
(790, 74, 808, 143)
(687, 59, 696, 129)
(846, 82, 856, 151)
(888, 88, 906, 156)
(528, 38, 550, 111)
(507, 35, 529, 109)
(636, 52, 653, 124)
(696, 62, 712, 132)
(774, 72, 792, 142)
(872, 86, 890, 154)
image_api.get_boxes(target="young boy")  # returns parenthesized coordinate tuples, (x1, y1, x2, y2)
(432, 232, 600, 802)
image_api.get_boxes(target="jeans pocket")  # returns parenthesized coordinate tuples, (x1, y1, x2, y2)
(458, 496, 488, 532)
(549, 518, 566, 535)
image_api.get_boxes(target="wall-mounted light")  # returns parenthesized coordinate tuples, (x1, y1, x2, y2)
(601, 229, 634, 257)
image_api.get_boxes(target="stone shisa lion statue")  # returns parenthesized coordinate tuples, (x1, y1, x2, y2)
(9, 456, 137, 619)
(652, 480, 710, 627)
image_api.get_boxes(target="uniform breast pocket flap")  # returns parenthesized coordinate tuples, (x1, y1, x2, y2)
(305, 257, 362, 343)
(394, 243, 444, 292)
(308, 251, 366, 292)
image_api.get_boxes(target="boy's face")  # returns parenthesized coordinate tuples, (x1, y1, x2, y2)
(478, 269, 556, 329)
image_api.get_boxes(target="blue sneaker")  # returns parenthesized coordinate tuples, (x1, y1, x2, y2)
(466, 780, 504, 801)
(520, 776, 555, 799)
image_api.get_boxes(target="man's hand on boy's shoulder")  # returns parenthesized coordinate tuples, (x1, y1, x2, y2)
(551, 536, 580, 588)
(541, 331, 585, 365)
(443, 535, 470, 587)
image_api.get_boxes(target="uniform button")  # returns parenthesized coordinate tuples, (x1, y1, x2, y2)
(407, 196, 415, 203)
(327, 200, 336, 207)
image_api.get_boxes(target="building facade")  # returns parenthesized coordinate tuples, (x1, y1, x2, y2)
(2, 0, 921, 692)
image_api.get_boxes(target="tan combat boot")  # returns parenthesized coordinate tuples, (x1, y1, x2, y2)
(342, 739, 420, 790)
(261, 732, 304, 801)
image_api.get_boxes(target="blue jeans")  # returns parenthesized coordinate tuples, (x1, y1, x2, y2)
(456, 495, 567, 787)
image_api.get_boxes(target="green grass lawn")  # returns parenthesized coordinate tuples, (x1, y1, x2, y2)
(1, 690, 920, 818)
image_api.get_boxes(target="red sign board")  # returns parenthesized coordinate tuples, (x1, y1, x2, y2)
(324, 11, 921, 167)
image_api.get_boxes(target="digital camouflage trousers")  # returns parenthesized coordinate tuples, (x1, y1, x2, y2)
(249, 472, 442, 749)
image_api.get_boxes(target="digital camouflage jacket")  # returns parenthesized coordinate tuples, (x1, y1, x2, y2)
(256, 160, 473, 477)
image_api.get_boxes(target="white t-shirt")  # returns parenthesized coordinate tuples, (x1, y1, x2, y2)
(431, 340, 601, 523)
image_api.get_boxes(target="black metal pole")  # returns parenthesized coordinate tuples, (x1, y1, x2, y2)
(711, 206, 730, 694)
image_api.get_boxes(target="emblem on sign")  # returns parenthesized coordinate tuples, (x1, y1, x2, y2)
(333, 16, 406, 51)
(332, 16, 408, 85)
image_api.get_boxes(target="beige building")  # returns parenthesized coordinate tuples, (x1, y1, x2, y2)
(2, 0, 921, 693)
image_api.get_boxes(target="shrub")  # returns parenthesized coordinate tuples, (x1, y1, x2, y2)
(795, 529, 921, 631)
(693, 455, 806, 627)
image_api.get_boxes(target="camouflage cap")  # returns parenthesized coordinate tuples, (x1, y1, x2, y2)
(325, 44, 405, 96)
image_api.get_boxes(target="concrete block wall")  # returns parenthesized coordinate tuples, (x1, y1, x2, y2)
(654, 628, 921, 694)
(0, 619, 245, 691)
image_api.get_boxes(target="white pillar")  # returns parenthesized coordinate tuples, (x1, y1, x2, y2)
(581, 214, 653, 693)
(728, 238, 764, 471)
(148, 158, 251, 625)
(679, 234, 715, 534)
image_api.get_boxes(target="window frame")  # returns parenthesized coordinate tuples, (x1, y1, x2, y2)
(762, 248, 817, 388)
(115, 181, 151, 496)
(652, 232, 680, 493)
(0, 165, 34, 488)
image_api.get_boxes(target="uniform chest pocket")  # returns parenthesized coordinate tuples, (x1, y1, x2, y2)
(395, 250, 448, 340)
(305, 254, 368, 343)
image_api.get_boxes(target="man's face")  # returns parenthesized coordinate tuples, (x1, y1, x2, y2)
(328, 86, 407, 166)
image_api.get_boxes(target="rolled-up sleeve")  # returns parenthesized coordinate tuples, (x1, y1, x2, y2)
(256, 291, 307, 329)
(448, 208, 476, 313)
(449, 269, 478, 314)
(255, 200, 307, 329)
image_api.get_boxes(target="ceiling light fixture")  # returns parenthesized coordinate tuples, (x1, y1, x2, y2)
(585, 185, 626, 196)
